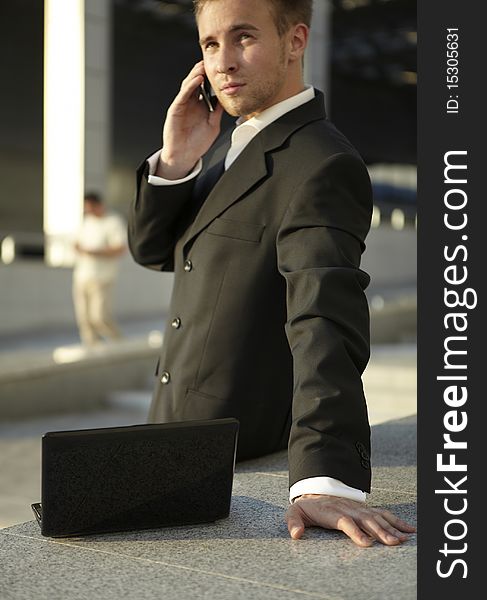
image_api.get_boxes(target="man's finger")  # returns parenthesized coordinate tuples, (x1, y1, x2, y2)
(376, 509, 417, 532)
(174, 62, 206, 103)
(177, 73, 205, 105)
(286, 511, 305, 540)
(336, 515, 374, 547)
(359, 516, 404, 546)
(183, 60, 205, 81)
(373, 514, 411, 541)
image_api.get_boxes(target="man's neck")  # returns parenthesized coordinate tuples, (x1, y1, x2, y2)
(241, 82, 306, 122)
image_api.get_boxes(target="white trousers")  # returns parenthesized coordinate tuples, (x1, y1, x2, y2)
(72, 278, 122, 346)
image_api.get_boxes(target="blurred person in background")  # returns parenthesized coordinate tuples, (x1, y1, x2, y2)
(73, 192, 127, 347)
(129, 0, 415, 546)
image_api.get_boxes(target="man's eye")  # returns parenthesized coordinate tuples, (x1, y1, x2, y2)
(205, 42, 217, 50)
(239, 33, 251, 41)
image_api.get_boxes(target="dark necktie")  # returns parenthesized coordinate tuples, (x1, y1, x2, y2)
(189, 133, 232, 219)
(192, 158, 226, 205)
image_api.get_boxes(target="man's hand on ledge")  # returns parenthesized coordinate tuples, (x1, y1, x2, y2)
(285, 494, 416, 547)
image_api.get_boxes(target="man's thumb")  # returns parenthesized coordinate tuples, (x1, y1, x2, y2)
(287, 513, 305, 540)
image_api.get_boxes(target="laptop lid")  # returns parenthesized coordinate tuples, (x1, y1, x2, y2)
(33, 418, 239, 538)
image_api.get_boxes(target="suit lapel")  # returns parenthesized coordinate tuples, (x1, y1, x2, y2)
(183, 90, 327, 253)
(183, 135, 268, 253)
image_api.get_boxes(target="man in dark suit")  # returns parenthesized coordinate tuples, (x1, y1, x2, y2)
(129, 0, 415, 546)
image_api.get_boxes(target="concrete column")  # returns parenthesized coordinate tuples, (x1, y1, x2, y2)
(43, 0, 85, 266)
(304, 0, 332, 113)
(43, 0, 111, 266)
(84, 0, 111, 198)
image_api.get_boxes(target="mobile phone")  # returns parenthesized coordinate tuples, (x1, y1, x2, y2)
(199, 76, 218, 112)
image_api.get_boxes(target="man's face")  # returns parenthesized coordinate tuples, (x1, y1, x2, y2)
(197, 0, 291, 118)
(84, 200, 103, 217)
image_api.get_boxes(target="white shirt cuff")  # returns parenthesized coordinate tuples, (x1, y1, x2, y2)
(146, 150, 202, 185)
(289, 477, 367, 504)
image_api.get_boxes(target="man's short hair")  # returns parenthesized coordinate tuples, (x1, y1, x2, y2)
(193, 0, 313, 36)
(84, 192, 102, 204)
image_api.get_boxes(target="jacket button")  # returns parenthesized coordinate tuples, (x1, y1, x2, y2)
(171, 317, 181, 329)
(160, 371, 171, 384)
(184, 259, 193, 272)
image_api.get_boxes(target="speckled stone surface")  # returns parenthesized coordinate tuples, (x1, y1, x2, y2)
(0, 416, 416, 600)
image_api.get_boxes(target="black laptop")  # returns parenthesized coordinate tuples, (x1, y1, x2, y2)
(31, 418, 239, 538)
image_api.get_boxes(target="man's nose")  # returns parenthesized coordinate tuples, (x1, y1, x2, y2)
(216, 45, 238, 74)
(219, 64, 236, 73)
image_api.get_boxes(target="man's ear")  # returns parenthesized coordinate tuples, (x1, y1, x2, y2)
(288, 24, 309, 61)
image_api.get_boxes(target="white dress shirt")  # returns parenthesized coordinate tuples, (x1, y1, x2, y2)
(74, 213, 126, 284)
(146, 86, 367, 505)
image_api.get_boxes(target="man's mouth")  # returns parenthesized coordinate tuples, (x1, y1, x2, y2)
(221, 83, 245, 95)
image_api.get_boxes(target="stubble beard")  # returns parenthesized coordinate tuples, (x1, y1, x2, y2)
(217, 43, 288, 118)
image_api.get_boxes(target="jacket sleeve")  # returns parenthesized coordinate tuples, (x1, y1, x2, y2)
(276, 152, 373, 493)
(128, 157, 197, 272)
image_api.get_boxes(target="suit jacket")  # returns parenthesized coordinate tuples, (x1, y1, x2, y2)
(128, 90, 373, 493)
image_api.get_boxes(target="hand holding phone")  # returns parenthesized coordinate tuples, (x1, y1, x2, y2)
(158, 61, 223, 180)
